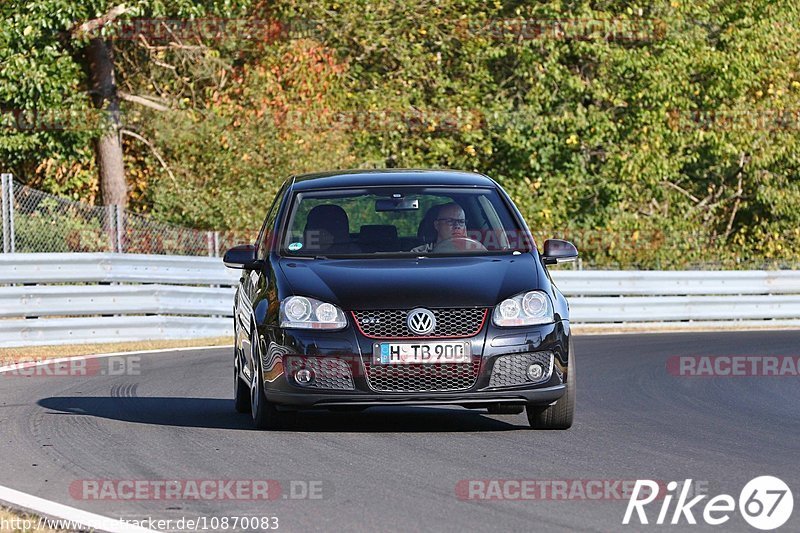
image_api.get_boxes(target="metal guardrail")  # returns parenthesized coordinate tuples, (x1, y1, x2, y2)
(0, 316, 229, 347)
(556, 270, 800, 326)
(0, 254, 238, 347)
(0, 254, 799, 347)
(552, 270, 800, 325)
(0, 253, 239, 285)
(551, 270, 800, 296)
(0, 285, 233, 318)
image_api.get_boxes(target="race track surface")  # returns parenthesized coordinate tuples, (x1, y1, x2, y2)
(1, 331, 798, 532)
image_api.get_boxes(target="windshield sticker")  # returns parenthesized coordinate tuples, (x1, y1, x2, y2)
(288, 242, 303, 252)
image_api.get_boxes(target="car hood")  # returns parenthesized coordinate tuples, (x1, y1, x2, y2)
(278, 254, 542, 310)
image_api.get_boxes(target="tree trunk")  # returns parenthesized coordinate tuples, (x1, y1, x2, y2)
(86, 37, 127, 207)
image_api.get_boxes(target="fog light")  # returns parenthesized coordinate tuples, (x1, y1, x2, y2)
(526, 363, 545, 381)
(295, 368, 314, 384)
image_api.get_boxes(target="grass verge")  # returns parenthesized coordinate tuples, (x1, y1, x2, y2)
(0, 507, 64, 532)
(0, 337, 232, 364)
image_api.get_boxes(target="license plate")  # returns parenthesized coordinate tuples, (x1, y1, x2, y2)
(373, 341, 471, 364)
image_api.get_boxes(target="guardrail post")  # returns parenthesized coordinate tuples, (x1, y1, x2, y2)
(105, 205, 116, 252)
(7, 175, 15, 253)
(115, 204, 125, 253)
(1, 174, 9, 253)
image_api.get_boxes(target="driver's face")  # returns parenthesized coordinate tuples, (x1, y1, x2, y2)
(434, 205, 466, 241)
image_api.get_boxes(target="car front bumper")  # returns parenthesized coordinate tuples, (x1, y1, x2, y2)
(259, 319, 572, 409)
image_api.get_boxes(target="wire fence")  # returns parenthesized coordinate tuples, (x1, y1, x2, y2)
(1, 174, 256, 256)
(1, 172, 796, 269)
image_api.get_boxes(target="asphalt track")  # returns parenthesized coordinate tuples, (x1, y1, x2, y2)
(1, 331, 799, 532)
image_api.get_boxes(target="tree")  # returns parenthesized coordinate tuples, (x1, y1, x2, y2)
(0, 0, 255, 205)
(77, 5, 130, 206)
(2, 0, 799, 268)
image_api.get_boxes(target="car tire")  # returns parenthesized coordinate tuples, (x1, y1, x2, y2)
(250, 328, 293, 430)
(527, 344, 575, 430)
(234, 348, 250, 414)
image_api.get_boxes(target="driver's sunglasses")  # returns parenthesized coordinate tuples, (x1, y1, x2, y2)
(436, 217, 467, 228)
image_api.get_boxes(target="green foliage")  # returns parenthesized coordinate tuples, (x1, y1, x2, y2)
(0, 0, 256, 200)
(2, 0, 799, 267)
(13, 197, 109, 252)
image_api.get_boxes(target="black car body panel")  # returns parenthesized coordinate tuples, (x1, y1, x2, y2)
(278, 255, 547, 311)
(290, 169, 497, 191)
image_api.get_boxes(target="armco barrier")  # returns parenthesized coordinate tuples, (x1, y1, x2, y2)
(0, 254, 799, 347)
(0, 316, 228, 347)
(0, 253, 239, 285)
(551, 270, 800, 325)
(0, 253, 237, 347)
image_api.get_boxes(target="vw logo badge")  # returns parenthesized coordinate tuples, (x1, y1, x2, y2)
(407, 308, 436, 335)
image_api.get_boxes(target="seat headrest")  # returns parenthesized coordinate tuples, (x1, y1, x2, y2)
(360, 224, 399, 244)
(304, 204, 351, 248)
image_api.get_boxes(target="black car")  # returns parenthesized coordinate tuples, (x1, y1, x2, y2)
(224, 169, 578, 430)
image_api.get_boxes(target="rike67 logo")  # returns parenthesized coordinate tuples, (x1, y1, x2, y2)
(624, 477, 793, 530)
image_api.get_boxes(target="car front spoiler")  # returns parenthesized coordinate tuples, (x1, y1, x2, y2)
(266, 384, 566, 409)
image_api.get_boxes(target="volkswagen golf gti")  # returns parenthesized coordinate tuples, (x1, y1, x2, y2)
(224, 169, 578, 430)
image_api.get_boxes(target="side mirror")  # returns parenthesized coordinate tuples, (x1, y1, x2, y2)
(541, 239, 578, 265)
(223, 244, 259, 269)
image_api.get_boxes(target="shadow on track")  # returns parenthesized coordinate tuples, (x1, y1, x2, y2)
(36, 397, 525, 432)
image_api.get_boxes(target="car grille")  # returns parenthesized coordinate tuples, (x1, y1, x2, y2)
(363, 361, 481, 392)
(488, 351, 554, 388)
(352, 308, 487, 339)
(284, 356, 355, 390)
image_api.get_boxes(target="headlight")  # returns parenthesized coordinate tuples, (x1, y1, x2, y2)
(280, 296, 347, 329)
(492, 290, 554, 327)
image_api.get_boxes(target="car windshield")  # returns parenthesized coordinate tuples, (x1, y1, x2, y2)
(281, 187, 533, 257)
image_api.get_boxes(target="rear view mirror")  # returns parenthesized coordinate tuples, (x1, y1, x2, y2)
(375, 198, 419, 212)
(223, 244, 259, 269)
(541, 239, 578, 265)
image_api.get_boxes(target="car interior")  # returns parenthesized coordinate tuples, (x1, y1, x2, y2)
(288, 191, 517, 255)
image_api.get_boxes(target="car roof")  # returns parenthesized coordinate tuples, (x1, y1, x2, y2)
(290, 169, 496, 191)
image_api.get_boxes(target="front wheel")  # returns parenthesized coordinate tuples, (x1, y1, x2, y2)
(234, 348, 250, 414)
(527, 345, 575, 430)
(250, 330, 294, 430)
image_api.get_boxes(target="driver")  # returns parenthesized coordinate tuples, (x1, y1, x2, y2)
(411, 202, 467, 253)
